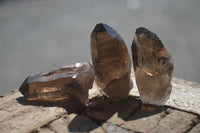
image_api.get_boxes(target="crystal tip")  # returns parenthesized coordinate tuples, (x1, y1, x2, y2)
(135, 27, 151, 35)
(93, 23, 106, 33)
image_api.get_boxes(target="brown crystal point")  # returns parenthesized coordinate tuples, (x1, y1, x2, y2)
(19, 63, 95, 104)
(131, 27, 174, 105)
(91, 23, 132, 101)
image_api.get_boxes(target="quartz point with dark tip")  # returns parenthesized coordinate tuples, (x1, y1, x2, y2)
(19, 63, 95, 104)
(91, 23, 133, 101)
(131, 27, 174, 105)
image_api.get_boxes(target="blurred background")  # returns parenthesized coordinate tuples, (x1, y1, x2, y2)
(0, 0, 200, 95)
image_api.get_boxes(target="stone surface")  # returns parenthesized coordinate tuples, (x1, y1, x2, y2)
(0, 90, 67, 133)
(0, 75, 200, 133)
(189, 123, 200, 133)
(131, 27, 174, 105)
(34, 113, 104, 133)
(122, 107, 199, 133)
(91, 23, 132, 101)
(19, 62, 95, 104)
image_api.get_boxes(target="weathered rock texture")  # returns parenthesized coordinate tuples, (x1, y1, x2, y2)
(131, 27, 174, 105)
(0, 72, 200, 133)
(19, 62, 95, 104)
(91, 23, 132, 101)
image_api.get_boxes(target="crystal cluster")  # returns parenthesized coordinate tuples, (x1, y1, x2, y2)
(19, 63, 95, 104)
(131, 27, 174, 105)
(19, 24, 174, 106)
(91, 23, 132, 101)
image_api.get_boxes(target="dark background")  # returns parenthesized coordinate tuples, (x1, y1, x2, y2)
(0, 0, 200, 95)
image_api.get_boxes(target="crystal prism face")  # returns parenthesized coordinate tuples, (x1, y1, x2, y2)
(91, 23, 133, 101)
(19, 63, 95, 104)
(131, 27, 174, 105)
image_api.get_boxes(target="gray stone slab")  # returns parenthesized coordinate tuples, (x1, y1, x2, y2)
(122, 107, 198, 133)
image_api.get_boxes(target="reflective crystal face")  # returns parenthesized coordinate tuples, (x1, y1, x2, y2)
(131, 27, 174, 105)
(91, 23, 133, 101)
(19, 63, 95, 104)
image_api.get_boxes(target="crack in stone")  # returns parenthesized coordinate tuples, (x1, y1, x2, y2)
(119, 103, 142, 127)
(80, 111, 106, 133)
(154, 109, 172, 128)
(105, 122, 137, 133)
(160, 109, 171, 118)
(167, 105, 200, 117)
(183, 116, 200, 133)
(30, 113, 67, 133)
(30, 100, 200, 133)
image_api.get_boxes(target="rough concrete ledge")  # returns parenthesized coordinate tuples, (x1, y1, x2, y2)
(0, 73, 200, 133)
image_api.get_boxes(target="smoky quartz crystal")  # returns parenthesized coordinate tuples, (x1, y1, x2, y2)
(91, 23, 133, 101)
(19, 62, 95, 104)
(131, 27, 174, 105)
